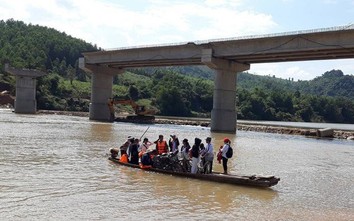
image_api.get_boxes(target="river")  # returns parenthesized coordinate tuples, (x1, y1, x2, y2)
(0, 108, 353, 220)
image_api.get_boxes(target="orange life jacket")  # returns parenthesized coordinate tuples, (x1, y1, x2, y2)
(119, 154, 128, 163)
(156, 141, 168, 155)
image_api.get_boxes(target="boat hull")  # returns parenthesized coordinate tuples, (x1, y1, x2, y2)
(108, 157, 280, 188)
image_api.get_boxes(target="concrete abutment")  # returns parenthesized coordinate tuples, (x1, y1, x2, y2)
(4, 64, 46, 114)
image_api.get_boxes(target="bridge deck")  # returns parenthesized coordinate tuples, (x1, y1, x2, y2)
(82, 25, 354, 69)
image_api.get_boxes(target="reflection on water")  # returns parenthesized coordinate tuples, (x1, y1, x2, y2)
(0, 108, 353, 220)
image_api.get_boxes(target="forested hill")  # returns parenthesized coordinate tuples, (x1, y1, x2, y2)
(299, 70, 354, 98)
(237, 69, 354, 99)
(1, 19, 354, 123)
(131, 67, 354, 100)
(0, 19, 98, 72)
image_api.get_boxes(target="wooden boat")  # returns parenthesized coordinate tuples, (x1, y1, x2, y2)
(108, 157, 280, 188)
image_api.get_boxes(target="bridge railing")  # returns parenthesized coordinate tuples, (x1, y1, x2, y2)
(104, 24, 354, 52)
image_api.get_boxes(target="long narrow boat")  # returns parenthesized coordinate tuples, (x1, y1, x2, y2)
(109, 157, 280, 188)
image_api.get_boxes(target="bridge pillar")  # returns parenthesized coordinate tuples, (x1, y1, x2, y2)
(4, 64, 46, 114)
(79, 58, 122, 122)
(202, 49, 250, 133)
(90, 71, 113, 121)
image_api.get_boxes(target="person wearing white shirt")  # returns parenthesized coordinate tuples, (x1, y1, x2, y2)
(203, 137, 214, 173)
(220, 138, 230, 174)
(139, 137, 152, 153)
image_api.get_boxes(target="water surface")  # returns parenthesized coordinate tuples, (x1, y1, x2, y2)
(0, 109, 353, 220)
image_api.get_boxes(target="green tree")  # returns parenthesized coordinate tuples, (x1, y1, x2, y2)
(156, 87, 191, 117)
(67, 64, 75, 85)
(128, 85, 140, 100)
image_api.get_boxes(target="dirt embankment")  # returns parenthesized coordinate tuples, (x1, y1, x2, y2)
(37, 110, 354, 140)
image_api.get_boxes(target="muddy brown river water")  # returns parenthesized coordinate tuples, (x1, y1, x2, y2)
(0, 108, 353, 220)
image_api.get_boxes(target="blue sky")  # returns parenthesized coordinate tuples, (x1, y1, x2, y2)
(1, 0, 354, 80)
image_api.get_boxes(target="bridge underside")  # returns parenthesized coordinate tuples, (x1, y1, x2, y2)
(80, 26, 354, 133)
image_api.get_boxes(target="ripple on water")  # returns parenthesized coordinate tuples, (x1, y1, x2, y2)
(0, 109, 353, 220)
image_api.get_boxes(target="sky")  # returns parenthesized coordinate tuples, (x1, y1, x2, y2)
(1, 0, 354, 80)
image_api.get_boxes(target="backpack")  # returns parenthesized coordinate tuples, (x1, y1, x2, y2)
(226, 145, 233, 158)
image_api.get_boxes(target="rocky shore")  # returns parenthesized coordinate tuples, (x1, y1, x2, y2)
(237, 124, 354, 140)
(37, 110, 354, 140)
(118, 116, 354, 140)
(38, 109, 89, 117)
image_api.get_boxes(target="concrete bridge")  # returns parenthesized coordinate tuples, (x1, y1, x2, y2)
(4, 64, 46, 113)
(80, 25, 354, 133)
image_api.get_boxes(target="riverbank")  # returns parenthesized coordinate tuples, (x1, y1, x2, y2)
(116, 115, 354, 140)
(37, 110, 354, 140)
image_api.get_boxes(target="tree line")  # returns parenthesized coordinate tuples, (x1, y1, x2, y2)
(114, 69, 354, 123)
(0, 19, 97, 81)
(1, 19, 354, 123)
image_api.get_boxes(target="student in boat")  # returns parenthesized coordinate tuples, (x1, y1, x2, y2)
(139, 137, 153, 153)
(178, 138, 190, 159)
(109, 148, 119, 159)
(120, 136, 134, 156)
(199, 143, 205, 172)
(220, 138, 231, 174)
(178, 138, 191, 172)
(118, 137, 132, 164)
(138, 138, 153, 165)
(129, 138, 140, 165)
(190, 138, 201, 174)
(154, 135, 168, 155)
(168, 134, 180, 153)
(126, 137, 136, 161)
(139, 138, 154, 168)
(202, 137, 214, 173)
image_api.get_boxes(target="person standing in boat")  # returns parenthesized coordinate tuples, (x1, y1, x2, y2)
(168, 134, 180, 153)
(139, 138, 152, 153)
(203, 137, 214, 173)
(154, 135, 168, 155)
(190, 138, 202, 174)
(120, 136, 134, 156)
(178, 138, 191, 172)
(129, 138, 140, 165)
(139, 138, 153, 167)
(220, 138, 231, 174)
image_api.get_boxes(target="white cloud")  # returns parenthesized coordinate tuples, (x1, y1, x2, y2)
(251, 59, 354, 81)
(0, 0, 352, 80)
(0, 0, 276, 48)
(323, 0, 338, 4)
(204, 0, 243, 7)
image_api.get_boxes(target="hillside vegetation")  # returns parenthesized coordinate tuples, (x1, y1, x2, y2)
(1, 19, 354, 123)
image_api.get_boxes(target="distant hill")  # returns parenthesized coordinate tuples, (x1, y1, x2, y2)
(129, 66, 215, 80)
(1, 19, 354, 123)
(299, 70, 354, 98)
(0, 19, 98, 74)
(130, 67, 354, 100)
(237, 69, 354, 99)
